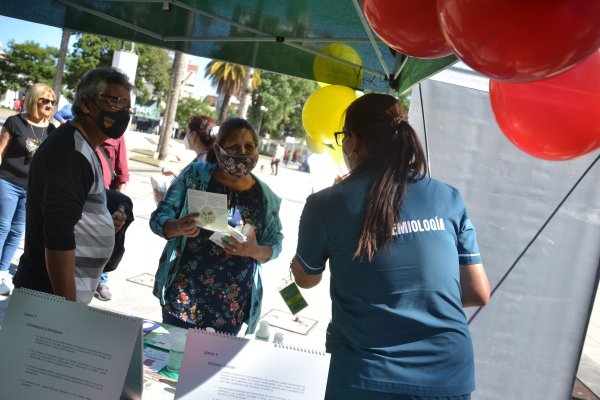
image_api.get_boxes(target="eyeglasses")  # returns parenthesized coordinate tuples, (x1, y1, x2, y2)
(334, 131, 348, 147)
(99, 94, 135, 115)
(38, 98, 57, 106)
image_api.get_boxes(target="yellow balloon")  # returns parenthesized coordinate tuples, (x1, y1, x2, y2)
(302, 85, 359, 146)
(305, 135, 326, 154)
(313, 43, 364, 88)
(324, 142, 345, 167)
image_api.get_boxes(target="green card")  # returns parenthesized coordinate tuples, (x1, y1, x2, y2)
(279, 281, 308, 315)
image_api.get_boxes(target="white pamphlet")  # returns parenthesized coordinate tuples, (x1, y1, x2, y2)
(209, 225, 248, 248)
(186, 188, 228, 232)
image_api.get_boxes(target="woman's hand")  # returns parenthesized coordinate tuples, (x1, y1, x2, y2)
(222, 225, 272, 263)
(163, 213, 200, 239)
(161, 166, 177, 178)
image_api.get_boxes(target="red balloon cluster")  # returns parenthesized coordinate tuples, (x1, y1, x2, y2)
(437, 0, 600, 82)
(362, 0, 453, 59)
(362, 0, 600, 81)
(362, 0, 600, 160)
(490, 50, 600, 161)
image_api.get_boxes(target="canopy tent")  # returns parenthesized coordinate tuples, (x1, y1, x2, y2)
(2, 2, 600, 399)
(0, 0, 456, 94)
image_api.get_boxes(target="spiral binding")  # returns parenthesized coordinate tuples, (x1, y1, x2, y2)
(14, 287, 64, 303)
(274, 343, 327, 355)
(89, 306, 139, 321)
(189, 327, 246, 340)
(189, 327, 327, 355)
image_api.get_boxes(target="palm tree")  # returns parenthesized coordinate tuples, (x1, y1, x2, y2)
(238, 67, 262, 119)
(204, 61, 261, 123)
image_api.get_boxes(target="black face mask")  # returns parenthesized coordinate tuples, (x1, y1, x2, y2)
(89, 102, 131, 139)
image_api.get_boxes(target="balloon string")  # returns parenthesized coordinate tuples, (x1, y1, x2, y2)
(418, 82, 431, 177)
(468, 152, 600, 325)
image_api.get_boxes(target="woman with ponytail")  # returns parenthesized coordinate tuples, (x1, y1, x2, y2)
(291, 93, 490, 400)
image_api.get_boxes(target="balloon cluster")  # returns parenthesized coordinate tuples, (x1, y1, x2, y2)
(361, 0, 600, 160)
(302, 85, 361, 170)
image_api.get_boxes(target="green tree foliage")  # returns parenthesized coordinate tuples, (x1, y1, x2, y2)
(64, 34, 170, 102)
(249, 71, 318, 139)
(135, 44, 171, 103)
(0, 41, 58, 93)
(175, 96, 217, 131)
(204, 61, 261, 124)
(64, 34, 119, 95)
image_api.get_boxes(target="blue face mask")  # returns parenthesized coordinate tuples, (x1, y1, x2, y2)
(215, 145, 258, 178)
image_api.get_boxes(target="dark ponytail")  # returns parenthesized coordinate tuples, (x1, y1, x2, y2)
(344, 94, 427, 261)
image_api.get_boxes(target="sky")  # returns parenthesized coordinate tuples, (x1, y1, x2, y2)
(0, 15, 217, 96)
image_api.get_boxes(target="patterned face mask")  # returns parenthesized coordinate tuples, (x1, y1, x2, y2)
(215, 145, 258, 178)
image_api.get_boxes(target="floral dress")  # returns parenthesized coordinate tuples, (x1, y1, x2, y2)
(163, 177, 265, 334)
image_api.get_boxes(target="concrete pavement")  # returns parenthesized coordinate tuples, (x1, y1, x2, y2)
(0, 114, 598, 397)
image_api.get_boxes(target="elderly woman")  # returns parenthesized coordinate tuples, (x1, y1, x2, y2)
(150, 118, 283, 335)
(0, 83, 56, 295)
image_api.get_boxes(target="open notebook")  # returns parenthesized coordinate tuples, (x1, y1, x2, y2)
(175, 328, 331, 399)
(0, 288, 143, 400)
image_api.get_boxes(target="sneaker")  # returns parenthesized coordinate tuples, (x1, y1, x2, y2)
(94, 285, 112, 301)
(0, 272, 14, 296)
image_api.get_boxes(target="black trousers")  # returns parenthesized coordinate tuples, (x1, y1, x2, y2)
(104, 190, 134, 272)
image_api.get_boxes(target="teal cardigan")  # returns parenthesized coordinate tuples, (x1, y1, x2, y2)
(149, 162, 284, 334)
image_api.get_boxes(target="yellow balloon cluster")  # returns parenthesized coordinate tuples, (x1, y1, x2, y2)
(302, 85, 360, 166)
(313, 43, 364, 88)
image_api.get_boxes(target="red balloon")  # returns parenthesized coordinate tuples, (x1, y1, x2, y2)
(362, 0, 453, 59)
(490, 50, 600, 161)
(438, 0, 600, 82)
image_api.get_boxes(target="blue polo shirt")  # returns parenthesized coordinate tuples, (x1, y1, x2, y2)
(295, 167, 482, 396)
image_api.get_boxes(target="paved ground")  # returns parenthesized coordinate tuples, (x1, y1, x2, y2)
(0, 107, 598, 397)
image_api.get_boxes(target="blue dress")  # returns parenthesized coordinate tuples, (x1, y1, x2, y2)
(150, 162, 283, 335)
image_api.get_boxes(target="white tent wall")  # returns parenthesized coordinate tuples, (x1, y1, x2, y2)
(409, 78, 600, 399)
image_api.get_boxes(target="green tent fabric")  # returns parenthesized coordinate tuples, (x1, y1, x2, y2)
(0, 0, 456, 93)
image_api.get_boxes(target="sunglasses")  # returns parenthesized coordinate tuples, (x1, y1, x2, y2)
(38, 98, 57, 106)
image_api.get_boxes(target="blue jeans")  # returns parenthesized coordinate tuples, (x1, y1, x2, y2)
(99, 272, 109, 286)
(0, 178, 26, 272)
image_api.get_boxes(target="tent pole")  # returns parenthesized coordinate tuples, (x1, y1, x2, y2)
(350, 0, 391, 79)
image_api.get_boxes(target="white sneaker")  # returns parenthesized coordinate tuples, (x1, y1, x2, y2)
(0, 272, 14, 295)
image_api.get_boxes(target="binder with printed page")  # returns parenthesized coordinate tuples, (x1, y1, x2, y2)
(175, 328, 331, 399)
(0, 288, 143, 400)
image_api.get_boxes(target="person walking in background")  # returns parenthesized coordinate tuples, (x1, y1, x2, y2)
(13, 67, 134, 303)
(291, 93, 490, 399)
(53, 102, 73, 125)
(161, 115, 216, 179)
(270, 141, 285, 175)
(150, 118, 284, 335)
(16, 95, 25, 113)
(0, 83, 56, 295)
(283, 149, 291, 166)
